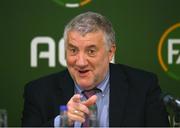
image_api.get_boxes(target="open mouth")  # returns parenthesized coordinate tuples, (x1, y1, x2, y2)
(78, 70, 90, 76)
(79, 70, 88, 73)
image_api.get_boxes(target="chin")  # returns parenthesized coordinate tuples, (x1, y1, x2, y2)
(77, 82, 93, 89)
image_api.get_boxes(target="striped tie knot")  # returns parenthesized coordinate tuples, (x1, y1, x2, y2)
(82, 88, 101, 99)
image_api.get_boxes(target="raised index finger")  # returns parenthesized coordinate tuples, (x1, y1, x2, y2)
(71, 94, 81, 103)
(82, 95, 97, 107)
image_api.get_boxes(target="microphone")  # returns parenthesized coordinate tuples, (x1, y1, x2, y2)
(161, 92, 180, 111)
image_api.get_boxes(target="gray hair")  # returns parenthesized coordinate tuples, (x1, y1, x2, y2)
(63, 11, 116, 50)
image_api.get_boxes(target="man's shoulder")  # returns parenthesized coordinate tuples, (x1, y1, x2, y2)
(110, 63, 159, 91)
(24, 69, 70, 91)
(110, 63, 157, 80)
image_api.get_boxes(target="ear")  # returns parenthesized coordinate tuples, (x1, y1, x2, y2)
(108, 43, 116, 61)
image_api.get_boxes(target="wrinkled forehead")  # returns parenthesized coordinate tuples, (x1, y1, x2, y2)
(66, 30, 106, 44)
(65, 30, 110, 51)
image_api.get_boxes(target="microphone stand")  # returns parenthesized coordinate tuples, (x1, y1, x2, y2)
(172, 104, 180, 127)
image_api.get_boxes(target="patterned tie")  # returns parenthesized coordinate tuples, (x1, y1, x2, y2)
(82, 88, 101, 127)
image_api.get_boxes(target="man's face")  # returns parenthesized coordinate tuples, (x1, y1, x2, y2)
(66, 30, 116, 90)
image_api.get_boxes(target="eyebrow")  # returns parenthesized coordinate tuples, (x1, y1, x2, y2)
(86, 45, 97, 49)
(67, 43, 78, 48)
(67, 43, 97, 49)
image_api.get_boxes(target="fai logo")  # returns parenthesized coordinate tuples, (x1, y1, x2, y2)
(53, 0, 92, 8)
(158, 23, 180, 80)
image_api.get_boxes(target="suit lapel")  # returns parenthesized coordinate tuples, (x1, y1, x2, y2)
(109, 64, 129, 126)
(59, 70, 75, 104)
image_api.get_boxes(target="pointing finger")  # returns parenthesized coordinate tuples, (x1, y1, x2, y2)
(82, 95, 97, 107)
(72, 94, 81, 103)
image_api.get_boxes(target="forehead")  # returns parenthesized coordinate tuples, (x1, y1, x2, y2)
(67, 30, 105, 45)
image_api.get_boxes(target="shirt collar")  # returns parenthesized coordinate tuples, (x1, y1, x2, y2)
(74, 71, 110, 94)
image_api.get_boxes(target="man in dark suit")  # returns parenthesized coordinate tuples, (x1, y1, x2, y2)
(22, 11, 169, 127)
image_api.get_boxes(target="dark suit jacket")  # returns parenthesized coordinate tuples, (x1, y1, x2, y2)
(22, 63, 169, 127)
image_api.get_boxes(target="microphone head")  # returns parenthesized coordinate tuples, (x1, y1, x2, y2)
(161, 92, 180, 110)
(163, 95, 173, 105)
(160, 92, 173, 105)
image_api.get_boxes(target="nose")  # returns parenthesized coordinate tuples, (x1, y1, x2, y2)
(76, 52, 88, 67)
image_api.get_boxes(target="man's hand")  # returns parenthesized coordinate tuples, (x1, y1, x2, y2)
(67, 94, 97, 125)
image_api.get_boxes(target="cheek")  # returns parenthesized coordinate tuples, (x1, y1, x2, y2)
(66, 56, 75, 65)
(94, 54, 109, 70)
(99, 51, 110, 63)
